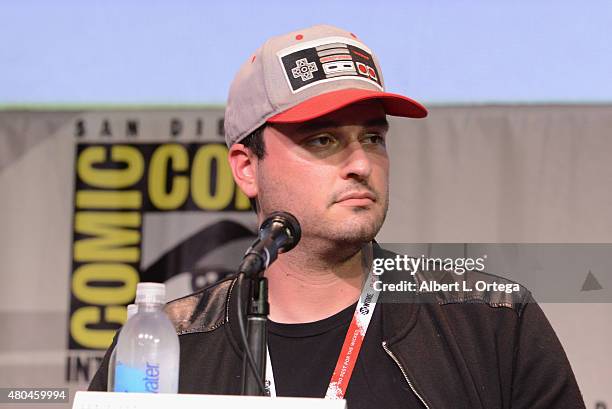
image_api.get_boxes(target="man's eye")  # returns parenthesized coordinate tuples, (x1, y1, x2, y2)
(363, 133, 386, 146)
(305, 135, 336, 147)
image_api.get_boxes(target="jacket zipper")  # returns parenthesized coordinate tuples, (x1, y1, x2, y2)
(382, 341, 431, 409)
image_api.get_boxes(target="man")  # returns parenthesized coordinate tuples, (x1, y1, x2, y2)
(90, 24, 585, 408)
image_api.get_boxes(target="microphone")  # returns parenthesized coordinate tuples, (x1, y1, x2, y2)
(238, 211, 301, 278)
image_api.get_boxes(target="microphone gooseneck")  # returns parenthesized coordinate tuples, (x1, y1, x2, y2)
(238, 211, 301, 278)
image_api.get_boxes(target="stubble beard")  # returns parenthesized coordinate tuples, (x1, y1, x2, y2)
(257, 182, 389, 262)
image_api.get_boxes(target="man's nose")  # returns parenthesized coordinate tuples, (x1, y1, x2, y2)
(340, 141, 372, 181)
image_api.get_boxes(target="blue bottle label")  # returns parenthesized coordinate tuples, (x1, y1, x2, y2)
(114, 361, 160, 393)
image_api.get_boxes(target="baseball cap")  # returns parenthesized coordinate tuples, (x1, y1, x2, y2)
(224, 24, 427, 147)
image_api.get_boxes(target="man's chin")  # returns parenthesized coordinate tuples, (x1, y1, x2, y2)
(326, 215, 384, 243)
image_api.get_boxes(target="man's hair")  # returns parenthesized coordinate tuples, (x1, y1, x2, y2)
(239, 123, 267, 212)
(240, 123, 267, 160)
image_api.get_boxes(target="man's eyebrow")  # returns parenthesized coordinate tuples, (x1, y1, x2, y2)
(365, 117, 389, 131)
(296, 117, 389, 134)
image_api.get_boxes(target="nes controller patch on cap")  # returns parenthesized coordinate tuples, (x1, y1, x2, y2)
(224, 24, 427, 147)
(278, 36, 383, 93)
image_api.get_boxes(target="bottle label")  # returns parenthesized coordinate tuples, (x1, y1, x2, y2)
(114, 361, 160, 393)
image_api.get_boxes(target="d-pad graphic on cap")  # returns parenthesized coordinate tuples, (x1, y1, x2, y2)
(291, 58, 318, 81)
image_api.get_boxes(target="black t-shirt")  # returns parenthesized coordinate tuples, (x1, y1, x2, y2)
(267, 302, 421, 408)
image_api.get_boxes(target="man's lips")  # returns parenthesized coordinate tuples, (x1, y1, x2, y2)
(334, 191, 377, 205)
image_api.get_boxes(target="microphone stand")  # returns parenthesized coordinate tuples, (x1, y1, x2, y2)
(237, 211, 301, 396)
(241, 274, 269, 396)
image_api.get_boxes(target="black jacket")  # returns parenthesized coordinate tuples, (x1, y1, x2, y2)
(90, 249, 585, 408)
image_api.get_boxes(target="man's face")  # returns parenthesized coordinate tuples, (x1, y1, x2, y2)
(255, 100, 389, 247)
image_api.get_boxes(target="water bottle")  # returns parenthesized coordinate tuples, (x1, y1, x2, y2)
(107, 303, 138, 391)
(113, 283, 180, 393)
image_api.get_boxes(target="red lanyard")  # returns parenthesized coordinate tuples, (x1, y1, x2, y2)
(265, 252, 379, 400)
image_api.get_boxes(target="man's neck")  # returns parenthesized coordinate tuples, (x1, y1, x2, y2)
(265, 242, 369, 324)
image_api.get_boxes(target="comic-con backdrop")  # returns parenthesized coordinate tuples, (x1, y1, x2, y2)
(0, 107, 610, 408)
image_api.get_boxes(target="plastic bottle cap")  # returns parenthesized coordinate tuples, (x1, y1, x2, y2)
(126, 303, 138, 319)
(135, 282, 166, 304)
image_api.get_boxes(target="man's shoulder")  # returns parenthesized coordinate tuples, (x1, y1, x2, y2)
(428, 269, 533, 317)
(163, 276, 237, 335)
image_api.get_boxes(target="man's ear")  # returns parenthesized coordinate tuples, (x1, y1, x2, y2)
(228, 143, 258, 199)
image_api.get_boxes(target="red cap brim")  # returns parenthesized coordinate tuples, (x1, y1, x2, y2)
(267, 88, 427, 123)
